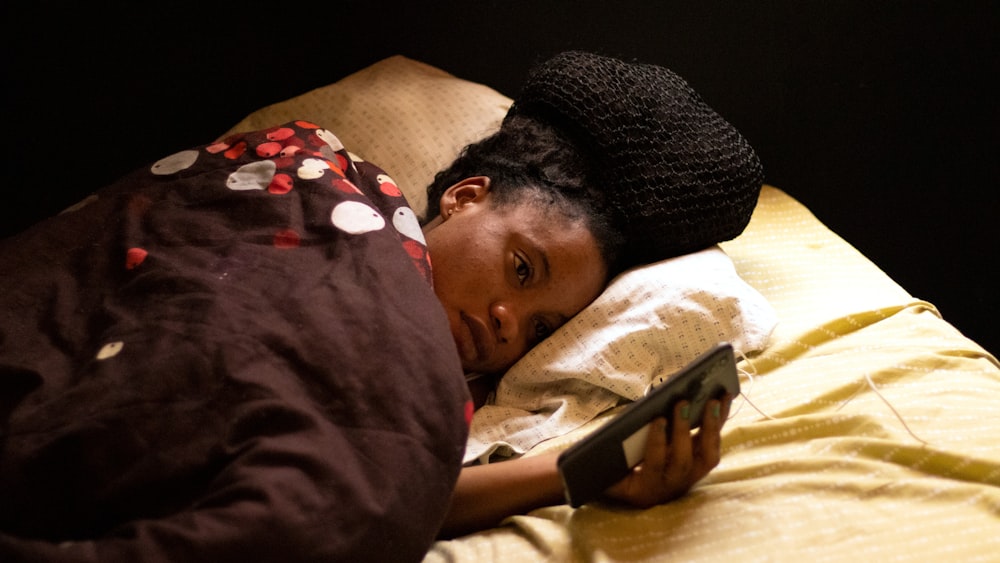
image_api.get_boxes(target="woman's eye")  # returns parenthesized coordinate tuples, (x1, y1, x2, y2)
(514, 254, 531, 285)
(533, 319, 553, 341)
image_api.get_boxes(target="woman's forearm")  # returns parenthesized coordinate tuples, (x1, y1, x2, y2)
(438, 398, 730, 538)
(440, 452, 565, 538)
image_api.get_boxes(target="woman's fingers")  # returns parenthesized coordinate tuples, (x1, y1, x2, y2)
(666, 401, 694, 480)
(603, 394, 735, 507)
(691, 393, 734, 477)
(640, 416, 670, 475)
(691, 400, 722, 477)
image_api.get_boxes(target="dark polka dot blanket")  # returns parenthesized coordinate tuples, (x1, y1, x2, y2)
(0, 121, 470, 563)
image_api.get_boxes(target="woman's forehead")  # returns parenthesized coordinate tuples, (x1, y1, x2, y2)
(503, 205, 605, 289)
(495, 194, 584, 229)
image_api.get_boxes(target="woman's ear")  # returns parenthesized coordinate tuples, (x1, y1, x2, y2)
(439, 176, 492, 218)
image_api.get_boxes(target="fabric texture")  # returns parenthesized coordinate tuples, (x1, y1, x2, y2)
(0, 121, 470, 563)
(465, 245, 777, 463)
(506, 50, 764, 267)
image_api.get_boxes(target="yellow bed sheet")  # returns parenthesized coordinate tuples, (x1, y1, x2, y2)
(426, 186, 1000, 562)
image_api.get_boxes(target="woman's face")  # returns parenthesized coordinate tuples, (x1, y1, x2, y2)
(423, 177, 606, 374)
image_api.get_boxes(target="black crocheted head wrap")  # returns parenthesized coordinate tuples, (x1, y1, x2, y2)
(504, 51, 764, 267)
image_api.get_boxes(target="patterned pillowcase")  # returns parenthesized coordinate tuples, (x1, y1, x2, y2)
(466, 246, 777, 462)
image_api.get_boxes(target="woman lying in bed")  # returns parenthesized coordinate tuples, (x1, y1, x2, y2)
(0, 52, 761, 560)
(423, 117, 739, 536)
(430, 51, 761, 536)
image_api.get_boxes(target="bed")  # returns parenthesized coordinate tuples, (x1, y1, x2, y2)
(226, 56, 1000, 561)
(2, 50, 997, 561)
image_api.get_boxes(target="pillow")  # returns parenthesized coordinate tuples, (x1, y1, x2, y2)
(223, 56, 778, 463)
(222, 55, 512, 216)
(465, 246, 777, 463)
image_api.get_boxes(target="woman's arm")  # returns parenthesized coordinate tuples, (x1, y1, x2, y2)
(440, 395, 733, 538)
(440, 451, 565, 538)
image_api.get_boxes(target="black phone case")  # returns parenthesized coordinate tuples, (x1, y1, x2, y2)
(557, 342, 739, 507)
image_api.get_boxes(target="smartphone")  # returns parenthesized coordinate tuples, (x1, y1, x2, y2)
(557, 342, 738, 507)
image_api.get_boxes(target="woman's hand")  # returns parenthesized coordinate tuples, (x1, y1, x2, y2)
(441, 394, 733, 537)
(603, 394, 733, 507)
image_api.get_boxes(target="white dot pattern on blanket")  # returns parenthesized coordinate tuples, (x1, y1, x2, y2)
(151, 150, 199, 175)
(227, 160, 276, 191)
(96, 341, 124, 360)
(330, 201, 386, 234)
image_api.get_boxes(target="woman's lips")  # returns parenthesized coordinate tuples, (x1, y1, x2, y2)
(454, 315, 477, 363)
(458, 311, 494, 365)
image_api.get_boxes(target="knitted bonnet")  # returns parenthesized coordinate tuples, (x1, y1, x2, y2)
(504, 51, 764, 268)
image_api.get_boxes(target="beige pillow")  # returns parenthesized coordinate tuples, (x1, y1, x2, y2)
(222, 55, 512, 216)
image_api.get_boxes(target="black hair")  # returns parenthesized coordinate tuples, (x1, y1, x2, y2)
(424, 115, 626, 278)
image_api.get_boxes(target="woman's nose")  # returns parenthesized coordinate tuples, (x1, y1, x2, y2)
(490, 302, 519, 344)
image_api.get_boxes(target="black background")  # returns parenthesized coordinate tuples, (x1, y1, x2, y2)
(4, 1, 997, 354)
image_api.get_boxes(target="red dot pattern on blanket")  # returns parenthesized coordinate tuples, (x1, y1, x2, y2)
(308, 133, 329, 149)
(464, 400, 474, 425)
(335, 153, 349, 172)
(378, 174, 402, 197)
(268, 173, 293, 195)
(206, 141, 229, 154)
(125, 247, 148, 270)
(282, 137, 306, 152)
(401, 241, 430, 283)
(402, 240, 425, 261)
(149, 121, 434, 283)
(266, 127, 296, 141)
(273, 229, 301, 249)
(324, 160, 345, 178)
(256, 142, 282, 158)
(332, 178, 362, 195)
(223, 141, 247, 160)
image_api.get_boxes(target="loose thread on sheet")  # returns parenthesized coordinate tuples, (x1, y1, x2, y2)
(734, 352, 930, 446)
(731, 352, 776, 421)
(860, 372, 929, 446)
